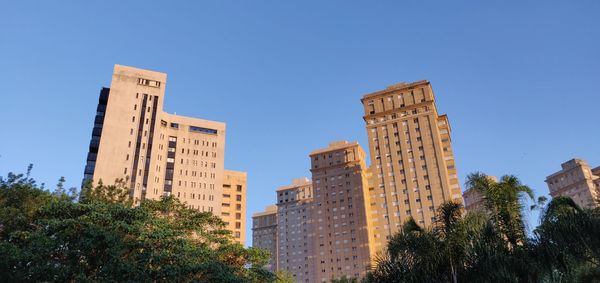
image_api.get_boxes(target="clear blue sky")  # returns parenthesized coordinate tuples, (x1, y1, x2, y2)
(1, 1, 599, 243)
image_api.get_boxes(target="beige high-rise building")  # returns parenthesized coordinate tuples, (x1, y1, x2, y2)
(309, 141, 375, 282)
(84, 64, 245, 237)
(221, 170, 247, 244)
(276, 178, 314, 283)
(252, 205, 278, 272)
(546, 159, 600, 208)
(594, 167, 600, 193)
(361, 80, 462, 252)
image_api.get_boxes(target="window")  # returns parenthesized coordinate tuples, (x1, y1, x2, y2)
(189, 126, 218, 134)
(170, 123, 179, 129)
(138, 78, 161, 88)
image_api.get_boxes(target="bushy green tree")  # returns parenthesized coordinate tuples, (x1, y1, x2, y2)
(0, 167, 275, 282)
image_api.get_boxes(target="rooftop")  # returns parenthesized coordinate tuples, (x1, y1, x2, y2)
(275, 177, 311, 192)
(309, 140, 359, 156)
(361, 80, 430, 102)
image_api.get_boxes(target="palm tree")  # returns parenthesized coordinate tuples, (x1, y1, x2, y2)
(465, 173, 535, 248)
(367, 173, 540, 282)
(534, 196, 600, 282)
(367, 217, 446, 283)
(366, 201, 485, 283)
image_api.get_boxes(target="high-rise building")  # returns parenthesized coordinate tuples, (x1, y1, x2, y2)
(84, 64, 245, 237)
(546, 159, 600, 208)
(361, 80, 462, 252)
(221, 170, 247, 244)
(252, 205, 278, 272)
(276, 178, 314, 283)
(309, 141, 375, 282)
(594, 167, 600, 193)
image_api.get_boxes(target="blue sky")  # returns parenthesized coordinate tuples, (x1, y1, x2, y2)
(1, 1, 599, 242)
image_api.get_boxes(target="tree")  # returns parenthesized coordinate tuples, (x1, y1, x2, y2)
(533, 196, 600, 282)
(366, 173, 541, 283)
(0, 168, 275, 282)
(274, 270, 295, 283)
(465, 173, 535, 248)
(366, 202, 477, 283)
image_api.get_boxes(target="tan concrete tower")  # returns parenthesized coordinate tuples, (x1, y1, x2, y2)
(361, 80, 462, 252)
(309, 141, 375, 282)
(546, 159, 600, 208)
(84, 65, 246, 239)
(252, 205, 278, 272)
(275, 178, 314, 283)
(221, 170, 247, 244)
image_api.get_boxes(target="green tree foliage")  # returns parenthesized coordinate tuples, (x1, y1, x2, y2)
(0, 167, 275, 282)
(274, 270, 295, 283)
(465, 173, 535, 248)
(366, 172, 600, 283)
(533, 196, 600, 281)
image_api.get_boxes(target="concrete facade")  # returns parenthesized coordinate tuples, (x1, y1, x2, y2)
(84, 65, 246, 240)
(361, 80, 462, 252)
(276, 178, 315, 283)
(309, 141, 375, 282)
(221, 170, 247, 244)
(546, 159, 600, 209)
(252, 205, 278, 272)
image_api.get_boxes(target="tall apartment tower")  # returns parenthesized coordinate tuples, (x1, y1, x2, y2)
(361, 80, 462, 252)
(546, 159, 600, 208)
(252, 205, 278, 272)
(221, 170, 247, 244)
(309, 141, 375, 282)
(276, 178, 314, 283)
(84, 65, 246, 240)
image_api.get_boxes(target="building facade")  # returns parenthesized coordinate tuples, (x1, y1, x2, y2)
(593, 166, 600, 193)
(276, 178, 314, 283)
(361, 80, 462, 252)
(84, 64, 246, 237)
(309, 141, 375, 282)
(252, 205, 278, 272)
(546, 159, 600, 209)
(221, 170, 247, 244)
